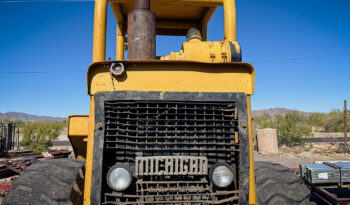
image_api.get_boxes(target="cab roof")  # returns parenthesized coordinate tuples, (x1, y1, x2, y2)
(109, 0, 221, 36)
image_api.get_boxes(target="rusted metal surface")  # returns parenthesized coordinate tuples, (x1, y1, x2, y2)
(32, 149, 71, 158)
(0, 158, 35, 196)
(0, 123, 19, 151)
(0, 149, 71, 197)
(304, 137, 347, 143)
(0, 149, 71, 159)
(302, 178, 350, 205)
(135, 156, 208, 176)
(240, 121, 248, 128)
(0, 177, 14, 197)
(339, 143, 350, 153)
(0, 183, 11, 196)
(127, 0, 156, 60)
(135, 0, 150, 10)
(96, 122, 104, 131)
(105, 187, 240, 204)
(115, 196, 239, 205)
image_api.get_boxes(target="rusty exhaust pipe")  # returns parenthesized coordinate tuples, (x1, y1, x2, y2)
(127, 0, 156, 60)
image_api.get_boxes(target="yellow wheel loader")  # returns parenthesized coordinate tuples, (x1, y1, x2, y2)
(2, 0, 314, 204)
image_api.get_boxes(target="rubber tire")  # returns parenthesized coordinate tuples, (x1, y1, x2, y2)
(255, 162, 315, 205)
(1, 158, 85, 205)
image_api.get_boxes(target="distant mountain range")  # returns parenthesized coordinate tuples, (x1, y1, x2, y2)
(0, 112, 65, 121)
(252, 108, 312, 117)
(0, 108, 310, 121)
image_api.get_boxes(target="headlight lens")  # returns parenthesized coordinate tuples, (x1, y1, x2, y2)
(211, 164, 234, 188)
(107, 165, 132, 191)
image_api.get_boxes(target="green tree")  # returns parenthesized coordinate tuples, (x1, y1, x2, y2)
(21, 121, 65, 153)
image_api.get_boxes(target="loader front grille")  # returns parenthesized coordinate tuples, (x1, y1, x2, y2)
(101, 100, 241, 204)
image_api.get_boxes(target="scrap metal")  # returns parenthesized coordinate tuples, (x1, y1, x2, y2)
(0, 149, 71, 196)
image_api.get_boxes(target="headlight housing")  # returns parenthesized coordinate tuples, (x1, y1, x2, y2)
(107, 164, 132, 191)
(210, 163, 234, 188)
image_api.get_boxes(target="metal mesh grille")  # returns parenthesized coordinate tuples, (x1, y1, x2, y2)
(102, 101, 240, 204)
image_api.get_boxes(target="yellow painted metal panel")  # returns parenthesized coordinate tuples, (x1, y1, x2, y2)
(68, 115, 89, 160)
(201, 25, 208, 41)
(69, 136, 87, 161)
(87, 61, 255, 95)
(201, 6, 217, 40)
(110, 2, 124, 23)
(83, 97, 95, 205)
(109, 0, 221, 37)
(157, 20, 200, 29)
(68, 115, 89, 137)
(109, 0, 222, 6)
(202, 6, 217, 25)
(119, 3, 207, 20)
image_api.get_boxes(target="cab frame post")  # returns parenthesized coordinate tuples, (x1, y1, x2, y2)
(92, 0, 107, 62)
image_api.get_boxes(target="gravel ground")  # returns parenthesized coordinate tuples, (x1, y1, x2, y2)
(254, 143, 350, 168)
(254, 151, 315, 168)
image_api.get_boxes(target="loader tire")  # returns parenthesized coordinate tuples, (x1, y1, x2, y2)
(255, 161, 315, 205)
(1, 158, 85, 205)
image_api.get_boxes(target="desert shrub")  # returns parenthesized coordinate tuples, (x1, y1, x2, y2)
(254, 113, 274, 128)
(306, 112, 327, 127)
(323, 109, 345, 132)
(255, 107, 350, 146)
(21, 121, 65, 153)
(274, 112, 310, 145)
(255, 111, 310, 145)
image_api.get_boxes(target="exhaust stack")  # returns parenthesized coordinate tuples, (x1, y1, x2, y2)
(127, 0, 156, 60)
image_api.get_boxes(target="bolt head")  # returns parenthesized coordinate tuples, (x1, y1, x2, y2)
(240, 121, 248, 129)
(96, 123, 104, 131)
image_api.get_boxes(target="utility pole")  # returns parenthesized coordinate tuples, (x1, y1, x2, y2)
(17, 128, 20, 150)
(344, 100, 348, 143)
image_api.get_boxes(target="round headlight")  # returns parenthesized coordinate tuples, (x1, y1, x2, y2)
(107, 165, 132, 191)
(210, 163, 234, 188)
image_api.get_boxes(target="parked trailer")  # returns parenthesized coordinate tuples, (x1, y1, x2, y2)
(300, 161, 350, 205)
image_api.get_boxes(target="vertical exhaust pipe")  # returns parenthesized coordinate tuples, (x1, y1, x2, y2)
(127, 0, 156, 60)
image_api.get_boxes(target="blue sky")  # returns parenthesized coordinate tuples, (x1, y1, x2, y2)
(0, 0, 349, 117)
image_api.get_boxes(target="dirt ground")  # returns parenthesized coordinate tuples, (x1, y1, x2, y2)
(254, 143, 350, 168)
